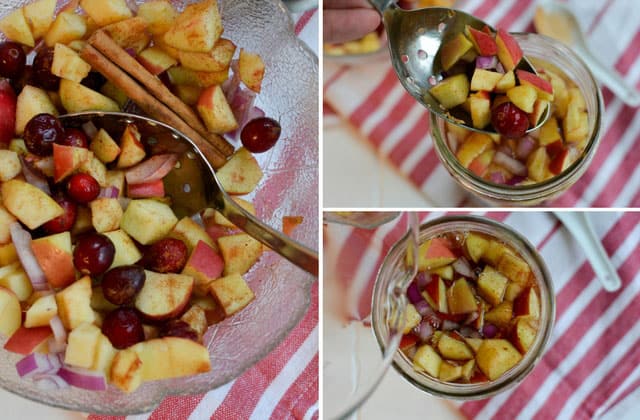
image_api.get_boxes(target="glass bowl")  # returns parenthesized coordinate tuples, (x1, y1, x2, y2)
(429, 33, 604, 206)
(0, 0, 318, 414)
(372, 216, 555, 399)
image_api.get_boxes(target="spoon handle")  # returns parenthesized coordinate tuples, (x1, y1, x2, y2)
(554, 212, 622, 292)
(221, 196, 319, 276)
(575, 45, 640, 107)
(367, 0, 397, 14)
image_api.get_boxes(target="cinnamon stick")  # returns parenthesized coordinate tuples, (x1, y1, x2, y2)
(80, 44, 227, 169)
(89, 30, 234, 157)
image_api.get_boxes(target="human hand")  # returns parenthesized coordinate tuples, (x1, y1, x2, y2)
(323, 0, 381, 44)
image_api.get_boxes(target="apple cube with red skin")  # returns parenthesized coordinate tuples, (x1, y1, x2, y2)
(129, 337, 211, 383)
(447, 278, 478, 314)
(44, 11, 87, 47)
(467, 90, 492, 129)
(218, 233, 262, 276)
(59, 80, 119, 114)
(209, 273, 254, 317)
(400, 334, 418, 352)
(496, 29, 522, 71)
(137, 0, 178, 35)
(169, 217, 217, 253)
(538, 117, 562, 146)
(437, 333, 474, 360)
(440, 33, 473, 71)
(15, 85, 58, 135)
(53, 144, 92, 182)
(413, 344, 442, 377)
(506, 84, 537, 113)
(197, 84, 238, 134)
(422, 275, 448, 313)
(476, 339, 522, 380)
(137, 46, 178, 75)
(52, 43, 91, 83)
(513, 287, 540, 319)
(238, 49, 265, 93)
(31, 231, 75, 288)
(477, 266, 509, 306)
(127, 179, 165, 198)
(529, 99, 550, 127)
(182, 240, 224, 296)
(135, 271, 194, 321)
(548, 147, 570, 175)
(216, 148, 264, 195)
(2, 179, 63, 229)
(512, 316, 538, 353)
(163, 0, 222, 53)
(175, 84, 203, 106)
(456, 132, 494, 168)
(465, 25, 497, 56)
(0, 287, 21, 337)
(430, 74, 470, 109)
(110, 347, 143, 392)
(498, 250, 531, 285)
(417, 238, 457, 271)
(4, 326, 52, 355)
(116, 124, 146, 169)
(517, 70, 554, 102)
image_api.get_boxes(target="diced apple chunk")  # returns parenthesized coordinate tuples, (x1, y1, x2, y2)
(437, 333, 474, 360)
(484, 301, 513, 329)
(52, 43, 91, 83)
(65, 322, 102, 368)
(56, 276, 95, 330)
(447, 278, 478, 314)
(439, 362, 463, 382)
(110, 348, 143, 392)
(0, 8, 35, 47)
(497, 252, 531, 285)
(476, 339, 522, 380)
(413, 344, 442, 377)
(430, 74, 469, 109)
(440, 33, 473, 71)
(216, 148, 263, 195)
(209, 273, 254, 317)
(477, 266, 509, 306)
(1, 179, 63, 229)
(402, 303, 421, 334)
(103, 229, 142, 268)
(120, 199, 178, 245)
(134, 271, 194, 320)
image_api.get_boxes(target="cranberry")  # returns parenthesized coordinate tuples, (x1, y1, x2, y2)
(101, 265, 146, 305)
(0, 41, 26, 79)
(102, 308, 145, 349)
(23, 113, 64, 156)
(241, 117, 281, 153)
(491, 102, 529, 139)
(42, 193, 77, 234)
(32, 47, 60, 91)
(58, 128, 89, 148)
(73, 233, 115, 276)
(66, 173, 100, 203)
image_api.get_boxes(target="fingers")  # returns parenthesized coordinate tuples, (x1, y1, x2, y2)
(323, 8, 381, 44)
(324, 0, 373, 10)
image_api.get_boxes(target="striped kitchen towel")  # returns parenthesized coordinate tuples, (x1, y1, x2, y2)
(88, 8, 319, 420)
(324, 211, 640, 419)
(324, 0, 640, 207)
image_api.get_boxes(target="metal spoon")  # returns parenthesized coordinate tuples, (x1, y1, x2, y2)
(367, 2, 550, 134)
(535, 1, 640, 107)
(554, 212, 621, 292)
(323, 212, 401, 229)
(60, 112, 319, 277)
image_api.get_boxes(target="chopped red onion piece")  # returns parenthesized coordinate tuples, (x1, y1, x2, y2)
(516, 135, 537, 160)
(47, 337, 67, 354)
(81, 121, 98, 139)
(125, 154, 178, 185)
(507, 175, 527, 186)
(9, 223, 48, 291)
(16, 353, 60, 378)
(442, 320, 459, 331)
(58, 366, 107, 391)
(34, 374, 69, 390)
(414, 300, 433, 317)
(496, 62, 505, 74)
(489, 171, 507, 184)
(459, 326, 482, 338)
(475, 55, 497, 69)
(20, 157, 50, 194)
(494, 151, 527, 176)
(98, 186, 120, 199)
(464, 311, 479, 325)
(415, 272, 430, 289)
(407, 281, 422, 304)
(452, 257, 475, 279)
(482, 323, 498, 338)
(417, 322, 434, 342)
(49, 315, 67, 345)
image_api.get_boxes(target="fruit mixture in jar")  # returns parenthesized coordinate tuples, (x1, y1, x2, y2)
(400, 230, 541, 383)
(430, 23, 590, 185)
(0, 0, 298, 394)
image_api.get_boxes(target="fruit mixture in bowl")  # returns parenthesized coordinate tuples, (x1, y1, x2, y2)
(430, 24, 591, 186)
(0, 0, 304, 396)
(399, 228, 545, 385)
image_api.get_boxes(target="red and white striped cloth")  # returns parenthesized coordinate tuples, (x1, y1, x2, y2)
(324, 211, 640, 420)
(324, 0, 640, 207)
(88, 8, 319, 420)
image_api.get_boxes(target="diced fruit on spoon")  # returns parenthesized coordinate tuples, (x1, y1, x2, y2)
(554, 212, 622, 292)
(535, 1, 640, 107)
(367, 2, 550, 136)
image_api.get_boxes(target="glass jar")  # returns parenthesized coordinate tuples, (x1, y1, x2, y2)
(372, 215, 555, 399)
(429, 33, 604, 206)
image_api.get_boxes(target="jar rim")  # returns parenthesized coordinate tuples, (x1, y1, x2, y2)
(372, 215, 556, 399)
(430, 33, 604, 204)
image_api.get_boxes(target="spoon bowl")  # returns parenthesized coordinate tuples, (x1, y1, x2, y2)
(59, 112, 319, 276)
(370, 3, 549, 134)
